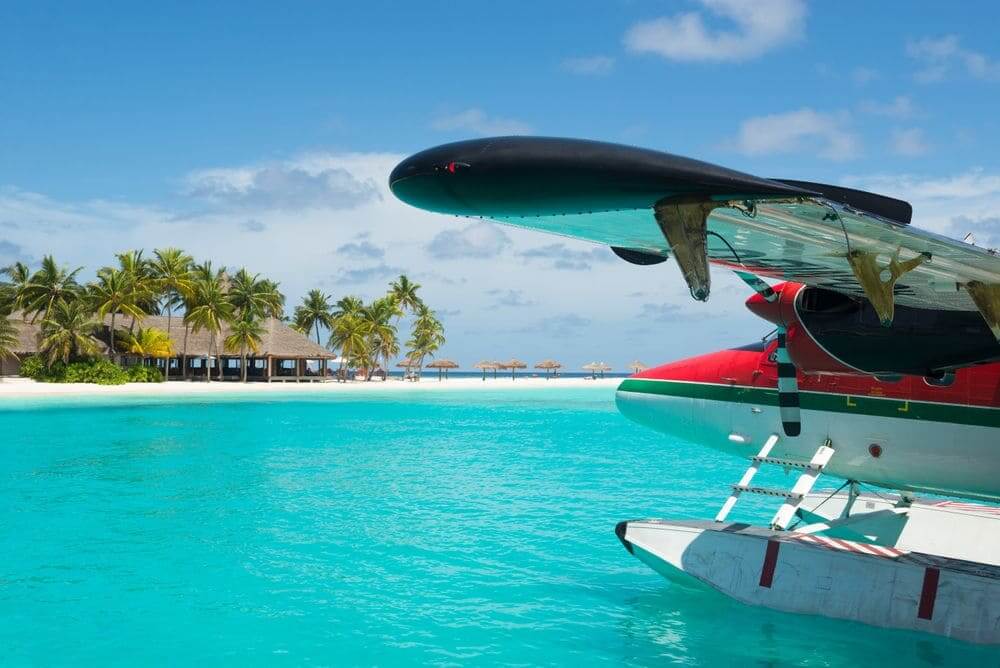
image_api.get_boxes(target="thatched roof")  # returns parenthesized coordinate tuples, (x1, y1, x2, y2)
(499, 359, 526, 369)
(5, 313, 336, 359)
(534, 359, 562, 369)
(473, 360, 498, 370)
(582, 361, 613, 371)
(397, 357, 421, 368)
(426, 359, 459, 369)
(629, 360, 649, 371)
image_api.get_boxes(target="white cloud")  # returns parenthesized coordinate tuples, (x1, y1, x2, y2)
(907, 35, 1000, 83)
(624, 0, 806, 63)
(560, 55, 615, 76)
(425, 221, 511, 259)
(860, 95, 915, 119)
(184, 161, 380, 210)
(518, 242, 614, 270)
(430, 108, 532, 136)
(890, 128, 929, 157)
(732, 108, 860, 161)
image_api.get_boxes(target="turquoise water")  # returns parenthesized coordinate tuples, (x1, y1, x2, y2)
(1, 387, 994, 666)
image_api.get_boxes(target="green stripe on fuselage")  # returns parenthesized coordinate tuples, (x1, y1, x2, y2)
(617, 378, 1000, 428)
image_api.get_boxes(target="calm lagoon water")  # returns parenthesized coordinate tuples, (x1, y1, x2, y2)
(1, 386, 994, 666)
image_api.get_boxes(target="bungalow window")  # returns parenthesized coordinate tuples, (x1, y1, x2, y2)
(190, 358, 203, 369)
(253, 360, 266, 369)
(280, 360, 296, 370)
(226, 359, 240, 369)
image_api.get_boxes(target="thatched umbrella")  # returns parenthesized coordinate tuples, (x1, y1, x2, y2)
(474, 360, 497, 381)
(426, 358, 459, 381)
(534, 359, 562, 380)
(500, 358, 527, 380)
(629, 360, 649, 374)
(583, 361, 613, 379)
(397, 357, 421, 381)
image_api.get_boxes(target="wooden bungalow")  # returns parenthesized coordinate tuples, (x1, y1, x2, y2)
(2, 314, 339, 382)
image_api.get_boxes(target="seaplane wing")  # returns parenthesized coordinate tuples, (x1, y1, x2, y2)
(390, 136, 1000, 326)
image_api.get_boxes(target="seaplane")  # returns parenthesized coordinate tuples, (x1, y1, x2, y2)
(389, 137, 1000, 644)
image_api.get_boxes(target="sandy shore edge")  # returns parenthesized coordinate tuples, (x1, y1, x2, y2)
(0, 376, 624, 398)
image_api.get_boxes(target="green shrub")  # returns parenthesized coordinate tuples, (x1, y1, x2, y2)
(126, 365, 164, 383)
(63, 359, 128, 385)
(21, 355, 166, 384)
(18, 355, 47, 380)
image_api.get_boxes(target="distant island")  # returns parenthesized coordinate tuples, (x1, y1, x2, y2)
(0, 249, 442, 384)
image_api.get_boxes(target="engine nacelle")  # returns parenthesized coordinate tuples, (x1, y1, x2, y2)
(746, 283, 1000, 376)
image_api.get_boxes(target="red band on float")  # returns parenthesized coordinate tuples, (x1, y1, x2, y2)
(759, 540, 780, 588)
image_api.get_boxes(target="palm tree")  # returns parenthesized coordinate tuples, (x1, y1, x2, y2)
(361, 297, 400, 380)
(90, 268, 146, 356)
(406, 304, 445, 379)
(184, 277, 234, 382)
(259, 279, 285, 319)
(0, 317, 17, 377)
(328, 313, 370, 381)
(1, 261, 31, 315)
(224, 317, 264, 382)
(39, 299, 101, 367)
(20, 255, 83, 323)
(124, 327, 175, 360)
(332, 295, 364, 320)
(229, 269, 283, 321)
(388, 274, 423, 320)
(116, 250, 158, 329)
(180, 260, 225, 379)
(294, 289, 333, 345)
(150, 248, 194, 337)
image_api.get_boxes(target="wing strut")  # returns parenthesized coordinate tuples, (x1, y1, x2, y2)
(653, 197, 720, 302)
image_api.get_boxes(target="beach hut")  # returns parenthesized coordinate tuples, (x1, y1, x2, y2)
(629, 360, 649, 374)
(473, 360, 497, 381)
(426, 359, 459, 381)
(534, 359, 562, 380)
(583, 361, 613, 379)
(500, 358, 527, 380)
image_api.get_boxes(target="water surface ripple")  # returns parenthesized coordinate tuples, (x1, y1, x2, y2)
(0, 387, 992, 665)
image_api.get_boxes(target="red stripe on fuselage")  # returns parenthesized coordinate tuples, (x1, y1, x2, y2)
(633, 345, 1000, 410)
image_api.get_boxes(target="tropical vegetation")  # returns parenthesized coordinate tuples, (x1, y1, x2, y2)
(0, 249, 445, 383)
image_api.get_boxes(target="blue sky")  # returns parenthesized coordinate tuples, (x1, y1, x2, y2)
(4, 1, 1000, 367)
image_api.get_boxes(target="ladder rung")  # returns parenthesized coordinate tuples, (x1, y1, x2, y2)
(733, 484, 804, 500)
(751, 456, 821, 470)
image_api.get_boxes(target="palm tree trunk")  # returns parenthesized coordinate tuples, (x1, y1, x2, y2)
(216, 332, 224, 381)
(182, 324, 189, 379)
(241, 342, 247, 383)
(315, 321, 320, 345)
(206, 333, 213, 383)
(109, 313, 117, 358)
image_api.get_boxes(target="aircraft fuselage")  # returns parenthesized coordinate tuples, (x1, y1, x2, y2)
(616, 339, 1000, 501)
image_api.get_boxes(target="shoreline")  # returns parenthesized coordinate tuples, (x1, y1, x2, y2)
(0, 376, 624, 399)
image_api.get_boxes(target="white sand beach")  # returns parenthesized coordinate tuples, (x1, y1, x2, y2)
(0, 376, 624, 398)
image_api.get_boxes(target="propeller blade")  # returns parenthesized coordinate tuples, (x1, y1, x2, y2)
(776, 326, 801, 437)
(735, 270, 777, 302)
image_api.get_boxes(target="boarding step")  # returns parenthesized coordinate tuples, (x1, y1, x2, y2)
(716, 435, 835, 530)
(750, 456, 820, 470)
(732, 485, 804, 500)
